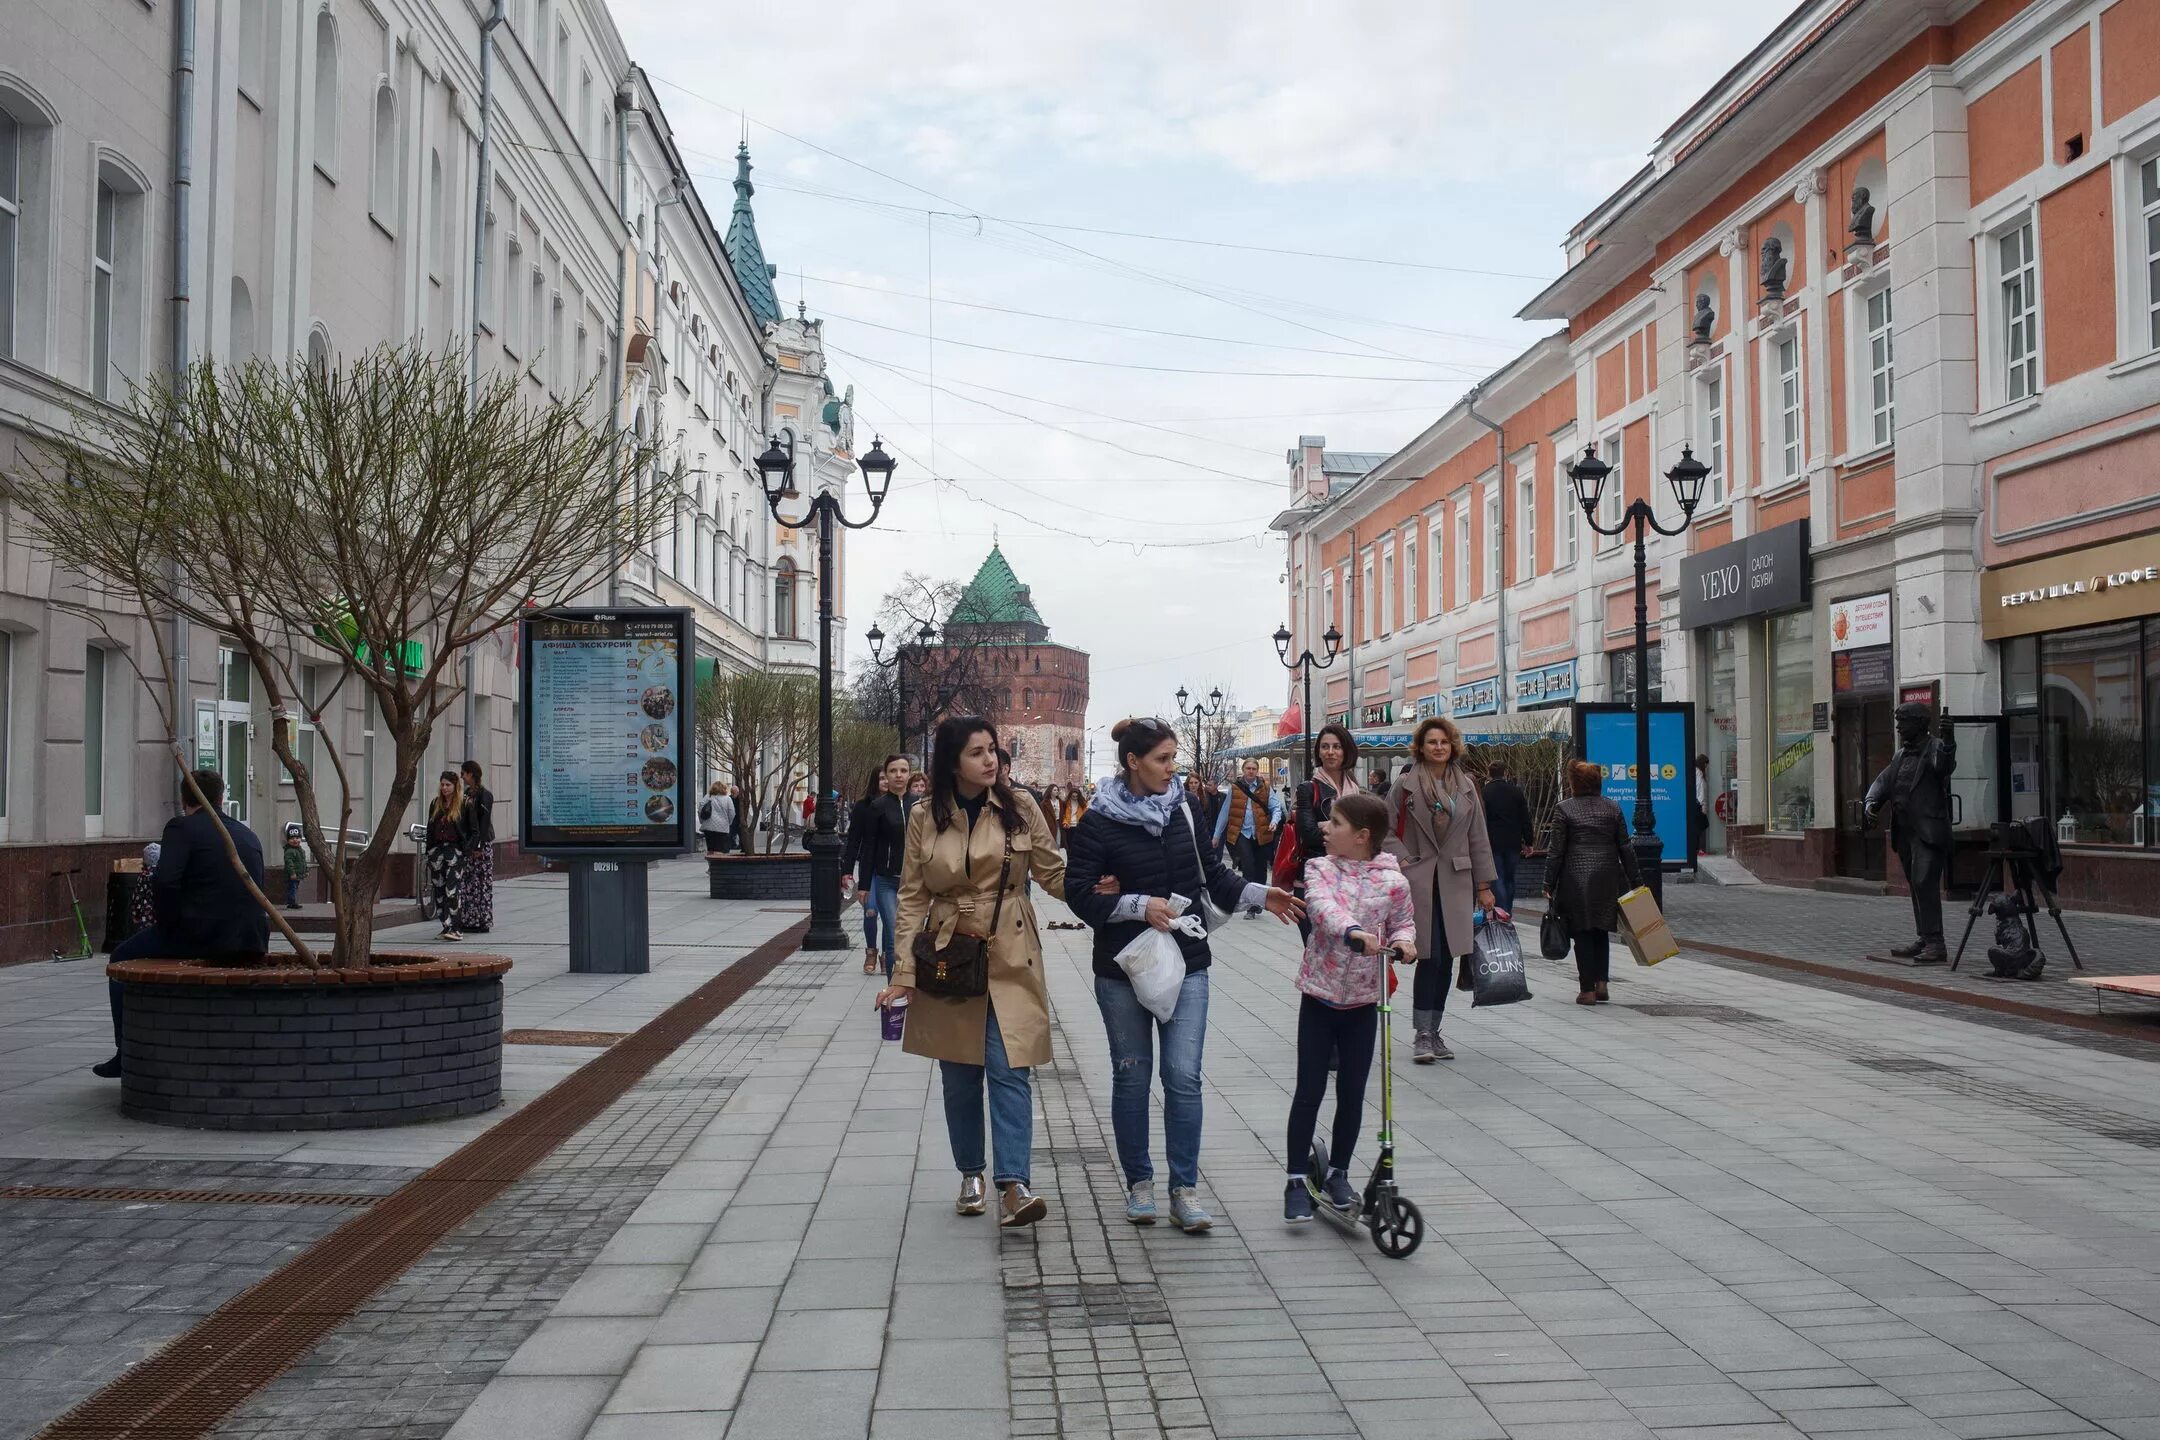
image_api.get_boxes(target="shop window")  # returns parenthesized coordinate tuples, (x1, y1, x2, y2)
(1863, 286, 1895, 449)
(2038, 620, 2144, 845)
(1766, 611, 1815, 833)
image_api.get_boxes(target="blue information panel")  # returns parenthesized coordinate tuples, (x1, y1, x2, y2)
(1576, 704, 1692, 867)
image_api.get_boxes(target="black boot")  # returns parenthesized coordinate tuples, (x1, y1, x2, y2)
(1911, 936, 1948, 964)
(1889, 938, 1925, 958)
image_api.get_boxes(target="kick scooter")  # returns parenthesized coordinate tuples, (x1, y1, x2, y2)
(51, 869, 94, 962)
(1306, 950, 1425, 1258)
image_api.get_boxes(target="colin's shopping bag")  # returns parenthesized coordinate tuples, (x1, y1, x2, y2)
(1615, 886, 1679, 967)
(1467, 916, 1532, 1007)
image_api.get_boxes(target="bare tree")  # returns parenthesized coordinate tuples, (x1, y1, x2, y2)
(860, 573, 1006, 755)
(5, 346, 663, 968)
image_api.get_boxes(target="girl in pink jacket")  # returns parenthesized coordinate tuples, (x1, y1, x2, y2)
(1285, 792, 1417, 1224)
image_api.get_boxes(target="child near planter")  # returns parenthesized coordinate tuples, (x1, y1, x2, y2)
(282, 824, 308, 910)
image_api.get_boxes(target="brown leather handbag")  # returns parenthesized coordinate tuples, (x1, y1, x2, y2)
(911, 830, 1012, 1000)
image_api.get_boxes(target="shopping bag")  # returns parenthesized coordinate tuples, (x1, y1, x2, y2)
(1468, 917, 1531, 1007)
(1539, 907, 1572, 960)
(1115, 912, 1206, 1023)
(1616, 886, 1679, 966)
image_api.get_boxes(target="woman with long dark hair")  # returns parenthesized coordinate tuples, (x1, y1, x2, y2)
(1064, 717, 1302, 1233)
(1291, 722, 1360, 940)
(458, 761, 496, 934)
(1546, 760, 1642, 1005)
(1385, 716, 1496, 1063)
(425, 771, 478, 943)
(878, 719, 1066, 1227)
(843, 754, 913, 976)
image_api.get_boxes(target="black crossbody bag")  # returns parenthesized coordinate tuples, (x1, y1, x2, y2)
(911, 827, 1013, 1000)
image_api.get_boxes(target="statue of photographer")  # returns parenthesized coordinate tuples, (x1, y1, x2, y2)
(1863, 702, 1956, 963)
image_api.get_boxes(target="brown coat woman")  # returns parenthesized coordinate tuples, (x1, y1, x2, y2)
(1384, 716, 1496, 1063)
(882, 717, 1065, 1228)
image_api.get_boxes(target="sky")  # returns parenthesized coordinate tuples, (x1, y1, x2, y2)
(612, 0, 1792, 774)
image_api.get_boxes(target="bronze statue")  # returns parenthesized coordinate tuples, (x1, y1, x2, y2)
(1691, 294, 1715, 344)
(1850, 185, 1875, 245)
(1759, 237, 1788, 301)
(1863, 702, 1956, 962)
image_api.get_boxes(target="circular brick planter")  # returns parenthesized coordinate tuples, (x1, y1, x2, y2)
(108, 952, 510, 1131)
(708, 852, 811, 900)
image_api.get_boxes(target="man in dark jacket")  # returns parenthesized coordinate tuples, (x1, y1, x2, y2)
(841, 756, 912, 977)
(96, 769, 270, 1078)
(1481, 761, 1535, 912)
(1864, 703, 1957, 962)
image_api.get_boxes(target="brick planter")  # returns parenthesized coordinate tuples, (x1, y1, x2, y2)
(708, 852, 811, 900)
(108, 951, 509, 1131)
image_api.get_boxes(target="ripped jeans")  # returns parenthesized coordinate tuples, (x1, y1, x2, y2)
(1094, 970, 1209, 1191)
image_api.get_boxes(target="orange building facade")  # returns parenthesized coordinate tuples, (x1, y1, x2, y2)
(1280, 0, 2160, 913)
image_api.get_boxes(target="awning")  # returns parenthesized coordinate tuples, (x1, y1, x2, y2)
(1218, 707, 1568, 761)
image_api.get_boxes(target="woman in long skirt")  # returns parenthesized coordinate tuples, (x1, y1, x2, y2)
(427, 772, 477, 942)
(458, 761, 497, 933)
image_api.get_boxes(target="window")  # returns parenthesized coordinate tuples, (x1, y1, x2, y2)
(312, 10, 338, 178)
(2142, 157, 2160, 353)
(237, 0, 265, 101)
(1483, 487, 1500, 595)
(528, 261, 545, 375)
(84, 645, 106, 830)
(1323, 572, 1335, 634)
(1379, 545, 1394, 635)
(0, 632, 12, 829)
(1699, 372, 1726, 507)
(307, 323, 332, 377)
(220, 643, 251, 703)
(1452, 505, 1470, 608)
(1555, 466, 1578, 568)
(369, 83, 397, 226)
(1775, 335, 1802, 481)
(1766, 611, 1815, 833)
(774, 558, 797, 639)
(1598, 436, 1622, 545)
(288, 665, 324, 788)
(1361, 554, 1374, 641)
(229, 276, 254, 359)
(427, 151, 445, 284)
(502, 235, 523, 355)
(555, 22, 570, 100)
(549, 292, 564, 393)
(1609, 645, 1662, 704)
(89, 169, 146, 400)
(0, 92, 54, 368)
(1429, 522, 1445, 613)
(1403, 529, 1419, 623)
(1999, 218, 2038, 401)
(1864, 287, 1894, 449)
(0, 110, 19, 360)
(1516, 470, 1536, 578)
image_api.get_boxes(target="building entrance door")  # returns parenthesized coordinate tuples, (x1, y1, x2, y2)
(1834, 698, 1894, 879)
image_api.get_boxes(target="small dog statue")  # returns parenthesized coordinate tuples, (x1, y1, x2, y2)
(1984, 892, 2044, 980)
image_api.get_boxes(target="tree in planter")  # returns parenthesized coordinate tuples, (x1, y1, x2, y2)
(700, 666, 899, 854)
(6, 346, 662, 968)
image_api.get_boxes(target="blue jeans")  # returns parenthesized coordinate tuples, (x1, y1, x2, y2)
(1491, 848, 1519, 912)
(1094, 970, 1209, 1191)
(862, 875, 900, 976)
(938, 1003, 1033, 1185)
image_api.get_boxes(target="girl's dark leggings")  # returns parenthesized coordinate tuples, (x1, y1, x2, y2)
(1286, 995, 1379, 1173)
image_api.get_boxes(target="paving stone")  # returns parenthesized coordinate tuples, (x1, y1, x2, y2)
(441, 1377, 614, 1440)
(497, 1318, 655, 1377)
(648, 1286, 781, 1345)
(759, 1306, 887, 1370)
(732, 1368, 877, 1436)
(602, 1341, 758, 1415)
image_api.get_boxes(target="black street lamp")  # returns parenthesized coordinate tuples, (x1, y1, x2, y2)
(758, 431, 897, 951)
(1567, 442, 1709, 907)
(1175, 685, 1225, 779)
(866, 619, 937, 762)
(1274, 622, 1344, 779)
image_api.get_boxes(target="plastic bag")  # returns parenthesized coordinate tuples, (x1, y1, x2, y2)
(1116, 899, 1206, 1023)
(1468, 916, 1531, 1007)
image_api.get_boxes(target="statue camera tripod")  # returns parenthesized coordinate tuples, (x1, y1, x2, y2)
(1952, 819, 2083, 974)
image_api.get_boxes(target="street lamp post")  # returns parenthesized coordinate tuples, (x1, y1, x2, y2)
(1273, 623, 1344, 779)
(1566, 443, 1710, 908)
(866, 619, 937, 762)
(1175, 685, 1225, 778)
(757, 432, 898, 951)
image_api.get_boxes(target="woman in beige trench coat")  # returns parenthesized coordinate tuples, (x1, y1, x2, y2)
(879, 716, 1066, 1228)
(1385, 715, 1496, 1065)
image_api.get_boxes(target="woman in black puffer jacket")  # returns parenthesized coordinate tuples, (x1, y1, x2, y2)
(1545, 759, 1643, 1006)
(1065, 717, 1302, 1234)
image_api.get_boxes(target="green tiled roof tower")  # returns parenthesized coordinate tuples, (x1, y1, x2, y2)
(947, 545, 1049, 642)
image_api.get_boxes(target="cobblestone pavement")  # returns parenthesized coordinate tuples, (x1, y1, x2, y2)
(1635, 880, 2160, 1021)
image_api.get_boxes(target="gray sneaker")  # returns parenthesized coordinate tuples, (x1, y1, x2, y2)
(1125, 1180, 1157, 1225)
(1412, 1028, 1436, 1064)
(1169, 1187, 1213, 1233)
(1430, 1032, 1455, 1061)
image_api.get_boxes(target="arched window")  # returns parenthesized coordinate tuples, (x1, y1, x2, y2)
(229, 276, 254, 359)
(1022, 687, 1033, 710)
(0, 83, 60, 366)
(90, 156, 149, 400)
(774, 559, 797, 639)
(369, 82, 398, 224)
(312, 11, 339, 177)
(306, 323, 332, 377)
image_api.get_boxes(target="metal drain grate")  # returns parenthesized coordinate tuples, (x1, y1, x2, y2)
(1853, 1055, 1962, 1074)
(0, 1185, 380, 1207)
(35, 918, 811, 1440)
(1624, 1003, 1768, 1022)
(502, 1029, 627, 1047)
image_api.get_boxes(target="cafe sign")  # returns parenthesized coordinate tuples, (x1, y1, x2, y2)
(1514, 659, 1577, 709)
(1982, 534, 2160, 639)
(1450, 677, 1500, 718)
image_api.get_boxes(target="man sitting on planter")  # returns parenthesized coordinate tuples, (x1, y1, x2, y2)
(94, 769, 270, 1079)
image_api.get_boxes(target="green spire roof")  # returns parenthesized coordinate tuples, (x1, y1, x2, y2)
(948, 546, 1046, 631)
(725, 143, 782, 327)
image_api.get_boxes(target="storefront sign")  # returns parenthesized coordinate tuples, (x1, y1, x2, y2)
(1812, 702, 1830, 732)
(1572, 702, 1694, 867)
(1982, 533, 2160, 639)
(520, 607, 695, 855)
(1360, 701, 1395, 727)
(1832, 645, 1893, 696)
(1414, 694, 1444, 720)
(1829, 591, 1892, 652)
(1515, 660, 1577, 709)
(1899, 680, 1940, 711)
(1327, 711, 1351, 728)
(1450, 677, 1499, 718)
(1678, 519, 1811, 629)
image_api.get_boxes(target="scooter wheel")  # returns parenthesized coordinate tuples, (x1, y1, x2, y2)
(1371, 1196, 1424, 1258)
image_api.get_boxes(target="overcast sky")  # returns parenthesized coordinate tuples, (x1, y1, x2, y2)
(613, 0, 1790, 774)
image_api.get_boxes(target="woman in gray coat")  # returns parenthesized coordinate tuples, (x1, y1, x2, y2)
(1544, 760, 1643, 1005)
(1385, 716, 1496, 1063)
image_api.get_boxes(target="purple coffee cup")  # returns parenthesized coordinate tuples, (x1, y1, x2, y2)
(879, 999, 907, 1042)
